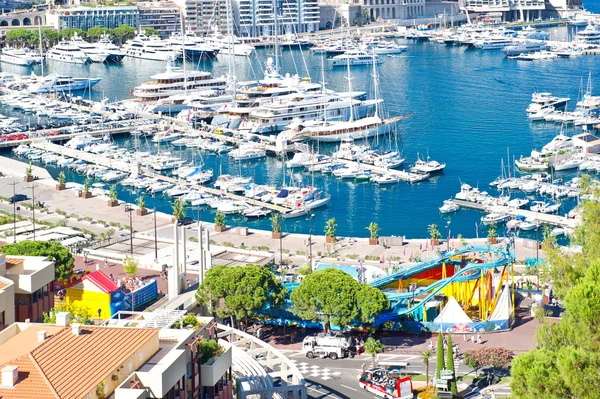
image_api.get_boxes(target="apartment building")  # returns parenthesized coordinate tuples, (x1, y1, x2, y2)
(174, 0, 228, 35)
(46, 6, 139, 30)
(234, 0, 319, 37)
(0, 254, 55, 331)
(138, 1, 182, 38)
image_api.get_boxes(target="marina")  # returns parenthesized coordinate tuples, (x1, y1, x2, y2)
(0, 22, 598, 239)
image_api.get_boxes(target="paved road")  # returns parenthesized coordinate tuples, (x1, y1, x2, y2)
(281, 349, 479, 399)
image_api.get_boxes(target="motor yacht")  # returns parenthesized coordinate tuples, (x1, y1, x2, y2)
(0, 48, 42, 66)
(147, 181, 174, 194)
(204, 28, 254, 56)
(410, 155, 446, 173)
(46, 42, 91, 64)
(575, 24, 600, 44)
(330, 50, 382, 67)
(481, 213, 510, 225)
(372, 173, 399, 185)
(152, 131, 182, 143)
(229, 145, 267, 161)
(526, 92, 570, 114)
(97, 33, 126, 63)
(502, 41, 549, 57)
(439, 199, 459, 213)
(69, 33, 109, 63)
(27, 75, 101, 94)
(122, 32, 181, 61)
(167, 31, 219, 59)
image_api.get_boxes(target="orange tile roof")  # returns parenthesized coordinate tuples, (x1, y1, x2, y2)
(5, 258, 23, 269)
(30, 326, 158, 399)
(0, 355, 58, 399)
(0, 325, 65, 366)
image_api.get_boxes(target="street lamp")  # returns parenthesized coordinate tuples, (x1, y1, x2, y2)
(125, 200, 133, 255)
(7, 182, 18, 243)
(30, 184, 38, 241)
(446, 221, 451, 251)
(153, 192, 158, 262)
(308, 213, 314, 267)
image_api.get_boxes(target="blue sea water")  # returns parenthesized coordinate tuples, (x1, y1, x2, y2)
(1, 25, 597, 239)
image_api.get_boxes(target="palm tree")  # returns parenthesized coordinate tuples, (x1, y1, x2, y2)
(422, 350, 432, 388)
(364, 337, 384, 367)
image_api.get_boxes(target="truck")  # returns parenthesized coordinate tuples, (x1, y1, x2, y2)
(301, 333, 350, 360)
(358, 368, 413, 399)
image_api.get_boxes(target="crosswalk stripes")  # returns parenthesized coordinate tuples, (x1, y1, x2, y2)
(290, 361, 343, 380)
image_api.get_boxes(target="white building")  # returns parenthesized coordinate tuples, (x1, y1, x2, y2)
(234, 0, 319, 37)
(174, 0, 228, 35)
(461, 0, 546, 21)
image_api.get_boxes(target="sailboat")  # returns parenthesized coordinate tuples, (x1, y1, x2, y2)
(290, 52, 411, 142)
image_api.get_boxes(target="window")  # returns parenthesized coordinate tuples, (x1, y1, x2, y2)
(16, 294, 29, 306)
(0, 311, 4, 326)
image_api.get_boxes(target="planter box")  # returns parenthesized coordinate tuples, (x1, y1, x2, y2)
(489, 237, 497, 244)
(136, 208, 148, 216)
(432, 239, 439, 246)
(326, 236, 334, 243)
(215, 225, 226, 232)
(272, 232, 282, 239)
(56, 184, 66, 191)
(108, 200, 119, 207)
(24, 176, 34, 182)
(369, 238, 378, 245)
(82, 191, 92, 199)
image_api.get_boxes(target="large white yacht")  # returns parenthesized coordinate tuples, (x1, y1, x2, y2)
(122, 32, 181, 61)
(69, 33, 109, 63)
(46, 42, 91, 64)
(330, 50, 382, 67)
(204, 28, 255, 56)
(27, 75, 102, 94)
(97, 33, 126, 63)
(167, 31, 219, 59)
(126, 59, 227, 113)
(0, 48, 42, 66)
(575, 24, 600, 44)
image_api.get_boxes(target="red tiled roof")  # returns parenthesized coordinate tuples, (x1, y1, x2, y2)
(66, 270, 118, 293)
(0, 355, 59, 399)
(5, 258, 23, 269)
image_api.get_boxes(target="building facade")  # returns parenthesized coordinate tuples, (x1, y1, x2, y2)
(234, 0, 319, 37)
(174, 0, 228, 35)
(461, 0, 545, 21)
(138, 1, 181, 38)
(0, 254, 55, 331)
(46, 6, 139, 31)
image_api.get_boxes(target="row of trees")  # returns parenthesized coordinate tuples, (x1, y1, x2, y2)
(510, 177, 600, 397)
(5, 25, 159, 47)
(196, 264, 390, 331)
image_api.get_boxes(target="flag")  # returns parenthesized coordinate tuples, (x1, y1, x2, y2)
(187, 109, 192, 121)
(475, 222, 479, 239)
(129, 89, 133, 96)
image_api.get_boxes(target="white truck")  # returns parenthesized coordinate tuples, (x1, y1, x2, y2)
(301, 333, 350, 360)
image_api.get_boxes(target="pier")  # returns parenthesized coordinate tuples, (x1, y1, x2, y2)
(451, 199, 577, 228)
(29, 140, 293, 213)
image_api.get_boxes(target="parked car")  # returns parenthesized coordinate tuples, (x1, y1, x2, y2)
(9, 194, 28, 203)
(177, 216, 194, 226)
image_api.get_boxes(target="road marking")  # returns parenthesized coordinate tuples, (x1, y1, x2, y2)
(340, 384, 358, 392)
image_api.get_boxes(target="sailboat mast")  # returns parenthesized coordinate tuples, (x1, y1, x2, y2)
(273, 0, 280, 75)
(38, 26, 44, 76)
(371, 51, 380, 119)
(346, 56, 354, 122)
(180, 11, 187, 95)
(227, 0, 237, 105)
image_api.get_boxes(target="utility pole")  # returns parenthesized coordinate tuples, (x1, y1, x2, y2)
(6, 182, 18, 243)
(153, 192, 158, 262)
(128, 204, 133, 255)
(29, 184, 39, 241)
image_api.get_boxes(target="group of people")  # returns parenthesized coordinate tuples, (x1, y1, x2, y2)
(427, 332, 485, 358)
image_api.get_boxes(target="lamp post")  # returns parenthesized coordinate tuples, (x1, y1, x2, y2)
(308, 213, 314, 267)
(446, 221, 451, 251)
(7, 182, 18, 243)
(153, 192, 158, 262)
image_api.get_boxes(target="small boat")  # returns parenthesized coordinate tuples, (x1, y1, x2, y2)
(304, 196, 330, 210)
(372, 174, 399, 185)
(243, 206, 271, 218)
(282, 208, 308, 219)
(439, 200, 459, 214)
(551, 227, 566, 237)
(481, 213, 510, 225)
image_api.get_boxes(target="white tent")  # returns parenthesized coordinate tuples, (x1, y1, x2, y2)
(490, 286, 512, 321)
(434, 296, 472, 324)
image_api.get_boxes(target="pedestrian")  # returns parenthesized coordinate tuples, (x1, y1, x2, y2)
(109, 273, 113, 280)
(463, 333, 467, 342)
(471, 334, 475, 343)
(104, 257, 108, 268)
(95, 263, 100, 272)
(428, 340, 433, 351)
(477, 336, 482, 345)
(477, 332, 481, 343)
(84, 253, 88, 264)
(443, 336, 447, 346)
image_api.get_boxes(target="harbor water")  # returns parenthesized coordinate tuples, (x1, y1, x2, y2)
(0, 25, 596, 240)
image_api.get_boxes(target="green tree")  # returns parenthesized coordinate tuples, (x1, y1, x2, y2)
(422, 350, 431, 388)
(364, 337, 384, 367)
(136, 195, 146, 209)
(142, 27, 160, 37)
(57, 171, 66, 186)
(109, 184, 118, 202)
(83, 178, 91, 194)
(290, 268, 361, 331)
(214, 210, 225, 226)
(0, 240, 74, 284)
(43, 301, 92, 325)
(25, 161, 33, 177)
(366, 222, 380, 239)
(41, 28, 60, 47)
(6, 29, 34, 45)
(270, 212, 282, 234)
(196, 264, 286, 327)
(356, 284, 389, 325)
(324, 218, 337, 239)
(112, 25, 136, 44)
(446, 334, 458, 397)
(87, 26, 109, 41)
(123, 255, 138, 278)
(59, 28, 86, 40)
(172, 197, 186, 221)
(436, 332, 444, 379)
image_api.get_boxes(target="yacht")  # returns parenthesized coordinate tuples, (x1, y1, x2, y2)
(410, 155, 446, 173)
(481, 213, 510, 225)
(369, 41, 408, 54)
(151, 131, 182, 143)
(97, 33, 126, 63)
(439, 199, 459, 213)
(27, 75, 101, 94)
(575, 24, 600, 44)
(167, 31, 219, 59)
(330, 50, 382, 67)
(526, 92, 570, 114)
(122, 33, 181, 61)
(474, 37, 515, 50)
(229, 145, 267, 161)
(502, 41, 549, 57)
(46, 42, 91, 64)
(372, 173, 399, 185)
(204, 28, 254, 56)
(553, 157, 583, 171)
(127, 59, 227, 113)
(69, 33, 109, 63)
(0, 48, 42, 66)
